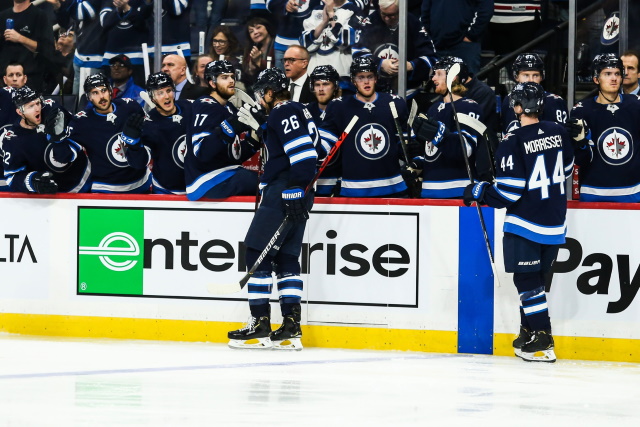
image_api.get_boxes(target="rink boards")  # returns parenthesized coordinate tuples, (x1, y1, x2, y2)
(0, 193, 639, 362)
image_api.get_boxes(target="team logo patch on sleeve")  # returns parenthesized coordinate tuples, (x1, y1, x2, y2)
(44, 144, 71, 172)
(598, 127, 633, 165)
(354, 123, 390, 160)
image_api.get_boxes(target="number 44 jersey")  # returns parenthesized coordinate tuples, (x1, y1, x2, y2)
(482, 121, 575, 245)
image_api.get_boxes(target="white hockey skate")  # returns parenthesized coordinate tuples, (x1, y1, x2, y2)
(515, 330, 556, 363)
(228, 316, 273, 350)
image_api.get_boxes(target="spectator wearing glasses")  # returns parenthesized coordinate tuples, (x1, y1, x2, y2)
(282, 45, 313, 103)
(300, 0, 363, 91)
(108, 54, 144, 106)
(241, 17, 275, 88)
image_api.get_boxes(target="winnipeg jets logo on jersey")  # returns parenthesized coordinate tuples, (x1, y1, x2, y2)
(200, 98, 216, 104)
(44, 144, 71, 172)
(437, 103, 446, 113)
(44, 99, 54, 107)
(106, 133, 130, 167)
(354, 123, 389, 160)
(606, 104, 619, 114)
(172, 114, 183, 124)
(294, 0, 311, 14)
(424, 141, 440, 161)
(231, 137, 242, 160)
(2, 129, 16, 140)
(36, 124, 45, 133)
(363, 102, 375, 112)
(506, 119, 520, 133)
(374, 44, 398, 62)
(172, 135, 187, 169)
(122, 98, 133, 104)
(106, 112, 117, 123)
(598, 127, 633, 165)
(75, 111, 87, 118)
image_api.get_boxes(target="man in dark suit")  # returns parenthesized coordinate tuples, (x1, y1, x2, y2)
(161, 54, 208, 100)
(283, 45, 314, 104)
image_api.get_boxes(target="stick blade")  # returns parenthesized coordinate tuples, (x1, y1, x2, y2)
(207, 282, 243, 295)
(446, 62, 461, 93)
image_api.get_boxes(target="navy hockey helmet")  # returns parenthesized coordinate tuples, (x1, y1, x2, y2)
(12, 86, 40, 108)
(350, 56, 377, 78)
(309, 65, 340, 89)
(146, 72, 175, 93)
(512, 53, 545, 81)
(204, 59, 235, 83)
(83, 73, 111, 94)
(432, 56, 469, 84)
(252, 67, 288, 98)
(509, 82, 545, 115)
(592, 53, 624, 79)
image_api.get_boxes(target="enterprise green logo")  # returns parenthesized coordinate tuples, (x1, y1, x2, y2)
(78, 208, 144, 295)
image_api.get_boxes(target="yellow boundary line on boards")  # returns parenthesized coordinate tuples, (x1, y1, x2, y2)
(1, 314, 638, 362)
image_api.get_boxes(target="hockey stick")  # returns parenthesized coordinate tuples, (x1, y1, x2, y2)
(389, 101, 411, 163)
(207, 115, 360, 295)
(408, 99, 418, 128)
(446, 63, 501, 286)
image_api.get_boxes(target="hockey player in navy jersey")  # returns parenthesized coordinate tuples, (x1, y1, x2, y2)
(501, 53, 568, 135)
(568, 53, 640, 202)
(227, 67, 319, 350)
(141, 72, 190, 195)
(307, 64, 341, 196)
(410, 56, 484, 198)
(50, 73, 151, 193)
(2, 87, 91, 194)
(319, 55, 408, 197)
(184, 60, 260, 200)
(464, 82, 575, 363)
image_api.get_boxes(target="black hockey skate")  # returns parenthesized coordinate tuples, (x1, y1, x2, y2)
(271, 315, 303, 351)
(228, 316, 273, 349)
(512, 325, 533, 349)
(516, 330, 556, 363)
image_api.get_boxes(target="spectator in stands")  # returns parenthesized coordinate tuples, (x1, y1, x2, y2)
(51, 27, 75, 95)
(109, 54, 144, 106)
(53, 0, 104, 95)
(420, 0, 492, 75)
(487, 0, 541, 56)
(0, 0, 56, 93)
(283, 45, 313, 103)
(241, 16, 275, 87)
(156, 0, 192, 61)
(3, 62, 27, 89)
(101, 0, 153, 87)
(621, 50, 639, 95)
(193, 0, 227, 48)
(353, 0, 436, 97)
(193, 54, 214, 88)
(161, 54, 208, 100)
(267, 0, 320, 70)
(208, 25, 241, 69)
(300, 0, 361, 91)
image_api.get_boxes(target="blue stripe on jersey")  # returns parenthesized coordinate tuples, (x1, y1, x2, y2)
(186, 165, 240, 201)
(191, 132, 210, 157)
(289, 149, 317, 165)
(420, 178, 469, 199)
(458, 206, 494, 354)
(283, 135, 314, 153)
(503, 214, 566, 245)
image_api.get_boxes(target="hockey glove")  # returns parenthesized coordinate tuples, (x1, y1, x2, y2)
(238, 104, 268, 134)
(565, 117, 590, 150)
(121, 112, 145, 145)
(29, 171, 58, 194)
(220, 115, 250, 144)
(404, 138, 424, 160)
(282, 187, 309, 222)
(412, 114, 448, 146)
(44, 107, 70, 143)
(463, 181, 489, 207)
